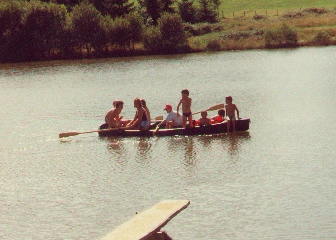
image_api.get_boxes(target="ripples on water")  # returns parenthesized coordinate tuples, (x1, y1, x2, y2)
(1, 48, 336, 240)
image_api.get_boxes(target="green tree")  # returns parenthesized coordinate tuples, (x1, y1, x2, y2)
(158, 12, 187, 53)
(70, 1, 103, 55)
(90, 0, 134, 18)
(125, 12, 143, 50)
(178, 0, 196, 23)
(0, 0, 26, 62)
(58, 18, 78, 59)
(111, 16, 132, 49)
(23, 1, 67, 60)
(196, 0, 217, 23)
(145, 0, 162, 25)
(104, 0, 134, 18)
(143, 25, 161, 52)
(52, 0, 81, 12)
(210, 0, 220, 17)
(162, 0, 175, 13)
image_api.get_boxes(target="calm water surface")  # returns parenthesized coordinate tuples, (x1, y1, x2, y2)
(1, 47, 336, 240)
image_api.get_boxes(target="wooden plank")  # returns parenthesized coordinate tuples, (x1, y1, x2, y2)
(100, 200, 190, 240)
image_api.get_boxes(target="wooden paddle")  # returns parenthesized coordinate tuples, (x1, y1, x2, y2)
(153, 115, 163, 120)
(192, 103, 224, 115)
(59, 126, 131, 138)
(153, 121, 164, 136)
(59, 115, 163, 138)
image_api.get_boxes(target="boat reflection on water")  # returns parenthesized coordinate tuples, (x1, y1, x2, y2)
(166, 131, 251, 164)
(196, 131, 250, 152)
(106, 137, 124, 153)
(104, 131, 250, 166)
(105, 136, 155, 162)
(167, 136, 197, 166)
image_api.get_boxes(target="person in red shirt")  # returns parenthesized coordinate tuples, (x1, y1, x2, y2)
(211, 108, 226, 124)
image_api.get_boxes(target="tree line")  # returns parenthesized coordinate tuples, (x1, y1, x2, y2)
(0, 0, 220, 63)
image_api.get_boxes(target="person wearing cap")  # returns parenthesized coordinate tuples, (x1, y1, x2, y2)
(155, 104, 183, 130)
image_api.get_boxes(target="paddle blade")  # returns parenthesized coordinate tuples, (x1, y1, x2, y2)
(192, 103, 225, 115)
(206, 103, 224, 112)
(59, 132, 80, 138)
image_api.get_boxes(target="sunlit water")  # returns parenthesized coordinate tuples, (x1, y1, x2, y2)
(1, 47, 336, 240)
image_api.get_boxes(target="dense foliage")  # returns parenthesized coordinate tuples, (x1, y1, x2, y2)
(0, 0, 221, 62)
(3, 0, 330, 63)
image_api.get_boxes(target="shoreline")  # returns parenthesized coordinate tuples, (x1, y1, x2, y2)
(1, 7, 336, 64)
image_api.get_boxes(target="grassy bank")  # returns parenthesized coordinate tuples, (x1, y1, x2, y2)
(188, 8, 336, 51)
(219, 0, 336, 17)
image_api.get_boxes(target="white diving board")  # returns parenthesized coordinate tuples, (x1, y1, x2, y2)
(100, 199, 190, 240)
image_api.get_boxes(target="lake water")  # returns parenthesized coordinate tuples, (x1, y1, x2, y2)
(1, 47, 336, 240)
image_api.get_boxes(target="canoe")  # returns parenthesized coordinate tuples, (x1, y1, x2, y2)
(98, 118, 250, 137)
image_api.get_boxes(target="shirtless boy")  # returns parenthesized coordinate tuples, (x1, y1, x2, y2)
(105, 100, 120, 123)
(177, 89, 193, 128)
(224, 96, 240, 132)
(198, 111, 211, 126)
(106, 101, 124, 129)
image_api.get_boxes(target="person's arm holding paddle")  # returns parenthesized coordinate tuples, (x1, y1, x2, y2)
(154, 104, 170, 135)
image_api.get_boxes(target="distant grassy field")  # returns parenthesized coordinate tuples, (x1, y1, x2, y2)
(188, 6, 336, 52)
(219, 0, 336, 17)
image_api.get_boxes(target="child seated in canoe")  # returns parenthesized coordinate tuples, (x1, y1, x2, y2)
(210, 108, 226, 124)
(197, 111, 212, 127)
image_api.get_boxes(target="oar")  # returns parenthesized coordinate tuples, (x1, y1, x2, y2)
(153, 115, 163, 120)
(59, 126, 130, 138)
(192, 103, 224, 115)
(153, 120, 164, 136)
